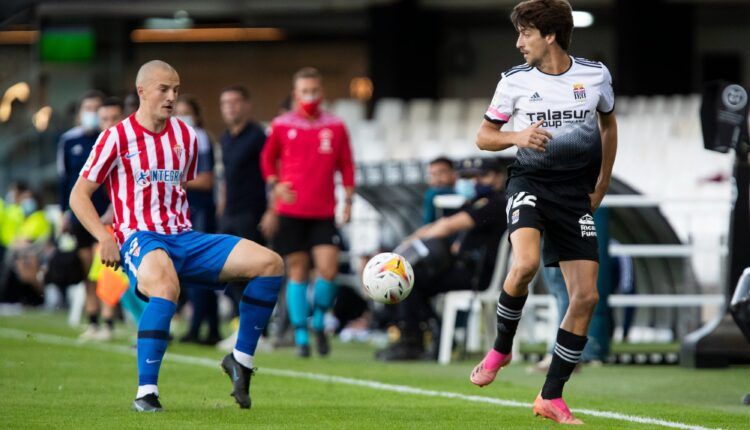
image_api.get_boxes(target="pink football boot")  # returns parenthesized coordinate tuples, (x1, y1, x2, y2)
(532, 393, 584, 425)
(470, 350, 512, 387)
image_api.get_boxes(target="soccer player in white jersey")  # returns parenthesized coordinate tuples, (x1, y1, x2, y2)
(468, 0, 617, 424)
(70, 60, 284, 412)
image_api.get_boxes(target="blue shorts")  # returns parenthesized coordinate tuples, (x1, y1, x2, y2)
(120, 230, 242, 301)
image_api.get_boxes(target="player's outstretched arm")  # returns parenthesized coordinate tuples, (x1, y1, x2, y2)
(590, 112, 618, 211)
(476, 119, 551, 152)
(70, 177, 120, 268)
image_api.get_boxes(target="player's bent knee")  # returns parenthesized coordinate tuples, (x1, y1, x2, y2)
(570, 290, 599, 312)
(259, 250, 284, 277)
(509, 261, 538, 284)
(139, 281, 180, 302)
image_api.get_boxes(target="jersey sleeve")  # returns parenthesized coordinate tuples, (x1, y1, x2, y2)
(597, 64, 615, 114)
(484, 75, 514, 124)
(336, 125, 355, 188)
(260, 120, 282, 180)
(80, 129, 118, 184)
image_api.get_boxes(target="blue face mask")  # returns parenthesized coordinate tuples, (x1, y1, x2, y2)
(455, 178, 476, 201)
(80, 111, 99, 131)
(20, 198, 37, 216)
(475, 183, 493, 198)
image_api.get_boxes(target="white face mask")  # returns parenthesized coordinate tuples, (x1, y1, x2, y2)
(176, 115, 195, 127)
(80, 111, 99, 131)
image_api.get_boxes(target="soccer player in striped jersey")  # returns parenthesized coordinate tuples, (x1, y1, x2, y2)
(70, 60, 284, 412)
(469, 0, 617, 424)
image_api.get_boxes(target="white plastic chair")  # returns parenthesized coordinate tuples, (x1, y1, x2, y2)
(438, 230, 510, 365)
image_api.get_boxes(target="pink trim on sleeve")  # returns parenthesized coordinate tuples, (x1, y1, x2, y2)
(486, 107, 509, 122)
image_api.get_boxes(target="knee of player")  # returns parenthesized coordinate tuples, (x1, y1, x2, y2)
(141, 282, 180, 302)
(260, 249, 284, 277)
(316, 267, 337, 281)
(570, 289, 599, 311)
(509, 261, 538, 284)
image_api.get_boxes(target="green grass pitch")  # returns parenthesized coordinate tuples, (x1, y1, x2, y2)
(1, 312, 748, 429)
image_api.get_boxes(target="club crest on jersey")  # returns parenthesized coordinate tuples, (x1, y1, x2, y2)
(573, 83, 587, 102)
(288, 129, 297, 140)
(172, 143, 183, 158)
(318, 128, 333, 154)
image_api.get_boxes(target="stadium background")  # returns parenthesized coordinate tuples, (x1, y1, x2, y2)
(1, 1, 750, 428)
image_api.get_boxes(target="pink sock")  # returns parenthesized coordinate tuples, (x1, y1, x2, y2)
(483, 349, 509, 371)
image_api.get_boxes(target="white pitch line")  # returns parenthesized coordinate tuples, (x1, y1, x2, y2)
(0, 327, 721, 430)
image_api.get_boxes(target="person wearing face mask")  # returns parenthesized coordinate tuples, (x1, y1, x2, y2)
(175, 94, 221, 346)
(376, 157, 508, 362)
(260, 67, 355, 358)
(57, 90, 112, 340)
(423, 156, 458, 225)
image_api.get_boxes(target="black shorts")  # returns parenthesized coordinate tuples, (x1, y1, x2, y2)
(506, 191, 599, 267)
(70, 221, 97, 250)
(274, 216, 341, 256)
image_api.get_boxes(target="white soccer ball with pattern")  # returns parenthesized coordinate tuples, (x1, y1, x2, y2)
(362, 252, 415, 304)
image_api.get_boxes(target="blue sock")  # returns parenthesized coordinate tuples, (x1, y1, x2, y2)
(235, 276, 283, 359)
(137, 297, 176, 387)
(286, 280, 309, 346)
(312, 277, 338, 332)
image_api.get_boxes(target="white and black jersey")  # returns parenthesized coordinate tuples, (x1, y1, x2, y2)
(485, 56, 615, 205)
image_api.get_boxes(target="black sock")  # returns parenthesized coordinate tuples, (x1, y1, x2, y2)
(492, 290, 528, 354)
(542, 328, 588, 399)
(88, 314, 99, 326)
(105, 318, 114, 330)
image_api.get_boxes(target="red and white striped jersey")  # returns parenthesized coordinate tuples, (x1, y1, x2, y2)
(80, 114, 198, 245)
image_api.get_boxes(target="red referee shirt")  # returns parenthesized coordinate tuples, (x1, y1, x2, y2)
(260, 110, 355, 219)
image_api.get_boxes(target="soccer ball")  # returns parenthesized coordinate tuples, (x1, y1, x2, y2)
(362, 252, 415, 304)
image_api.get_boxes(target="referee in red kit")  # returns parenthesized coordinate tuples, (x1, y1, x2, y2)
(260, 67, 355, 358)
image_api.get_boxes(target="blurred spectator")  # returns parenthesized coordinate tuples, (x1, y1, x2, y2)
(123, 91, 139, 116)
(260, 67, 355, 357)
(216, 85, 268, 349)
(98, 97, 124, 131)
(422, 156, 457, 225)
(175, 94, 221, 345)
(0, 189, 52, 306)
(0, 181, 28, 267)
(56, 90, 112, 340)
(376, 158, 507, 361)
(177, 94, 216, 233)
(88, 97, 125, 339)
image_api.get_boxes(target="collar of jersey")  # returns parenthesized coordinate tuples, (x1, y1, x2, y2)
(534, 55, 574, 77)
(130, 113, 173, 138)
